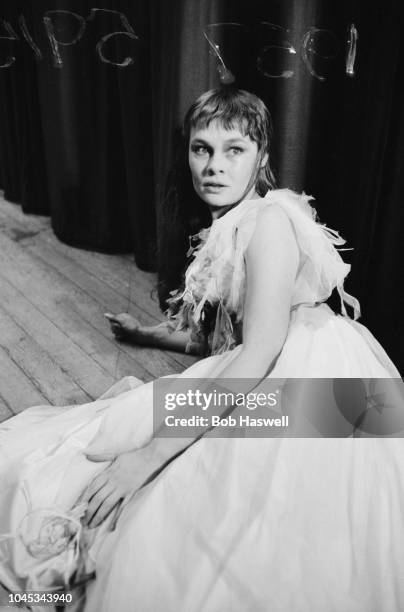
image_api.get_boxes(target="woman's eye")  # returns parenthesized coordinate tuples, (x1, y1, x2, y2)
(228, 147, 244, 155)
(192, 145, 208, 155)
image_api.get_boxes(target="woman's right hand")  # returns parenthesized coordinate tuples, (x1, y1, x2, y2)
(104, 313, 143, 343)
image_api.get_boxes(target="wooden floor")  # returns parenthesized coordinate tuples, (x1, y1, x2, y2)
(0, 192, 196, 423)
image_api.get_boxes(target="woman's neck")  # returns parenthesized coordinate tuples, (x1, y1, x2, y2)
(209, 188, 260, 221)
(210, 203, 238, 221)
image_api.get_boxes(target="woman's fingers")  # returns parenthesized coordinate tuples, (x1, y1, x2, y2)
(87, 488, 124, 529)
(105, 313, 137, 340)
(108, 492, 133, 532)
(82, 451, 155, 529)
(109, 321, 126, 340)
(107, 313, 139, 328)
(81, 472, 110, 504)
(86, 486, 120, 528)
(109, 320, 122, 331)
(84, 484, 111, 522)
(110, 325, 124, 339)
(109, 320, 121, 328)
(86, 453, 117, 462)
(105, 314, 124, 335)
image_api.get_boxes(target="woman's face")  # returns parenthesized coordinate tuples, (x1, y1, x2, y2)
(188, 120, 266, 214)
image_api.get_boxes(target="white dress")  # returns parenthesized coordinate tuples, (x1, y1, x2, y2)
(0, 189, 402, 612)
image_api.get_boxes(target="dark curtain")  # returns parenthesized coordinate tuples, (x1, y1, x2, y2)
(0, 0, 155, 266)
(0, 0, 403, 370)
(0, 1, 49, 212)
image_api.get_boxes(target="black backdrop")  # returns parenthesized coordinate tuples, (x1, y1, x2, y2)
(0, 0, 403, 371)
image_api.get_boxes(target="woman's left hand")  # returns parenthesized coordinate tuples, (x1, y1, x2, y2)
(82, 448, 160, 529)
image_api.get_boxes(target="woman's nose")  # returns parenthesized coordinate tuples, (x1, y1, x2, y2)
(205, 152, 225, 174)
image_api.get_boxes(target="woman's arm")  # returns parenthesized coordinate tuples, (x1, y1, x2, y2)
(225, 203, 299, 378)
(84, 207, 299, 528)
(143, 204, 300, 454)
(105, 313, 202, 355)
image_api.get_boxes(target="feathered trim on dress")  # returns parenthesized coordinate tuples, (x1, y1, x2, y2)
(165, 189, 361, 356)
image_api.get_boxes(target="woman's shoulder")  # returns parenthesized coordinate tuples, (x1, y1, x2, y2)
(235, 188, 315, 235)
(246, 197, 295, 235)
(250, 188, 316, 217)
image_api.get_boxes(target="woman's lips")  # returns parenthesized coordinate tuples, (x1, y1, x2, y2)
(203, 183, 228, 193)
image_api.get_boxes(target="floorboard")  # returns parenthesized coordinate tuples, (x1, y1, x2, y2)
(0, 195, 197, 423)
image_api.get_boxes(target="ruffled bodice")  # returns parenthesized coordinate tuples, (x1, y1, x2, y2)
(166, 189, 360, 356)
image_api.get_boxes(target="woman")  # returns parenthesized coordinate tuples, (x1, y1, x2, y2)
(0, 88, 402, 612)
